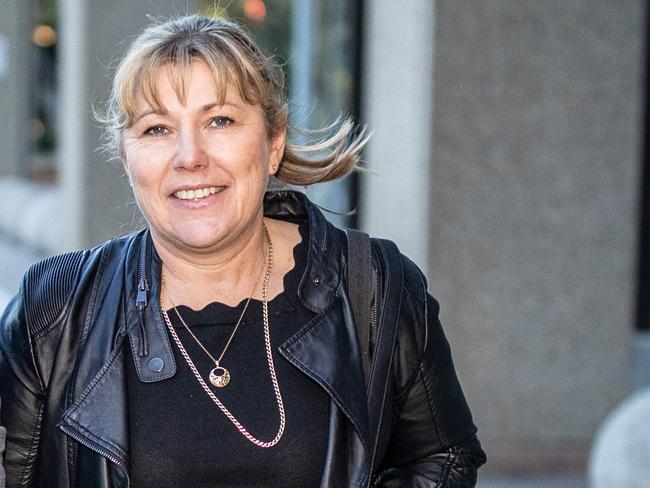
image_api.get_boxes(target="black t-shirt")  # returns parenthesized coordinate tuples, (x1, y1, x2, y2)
(126, 223, 329, 487)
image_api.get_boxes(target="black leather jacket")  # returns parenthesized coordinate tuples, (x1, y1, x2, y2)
(0, 191, 486, 487)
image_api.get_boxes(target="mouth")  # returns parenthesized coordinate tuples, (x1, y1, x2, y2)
(173, 186, 225, 201)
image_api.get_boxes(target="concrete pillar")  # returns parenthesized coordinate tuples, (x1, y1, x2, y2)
(58, 0, 201, 251)
(360, 0, 434, 268)
(430, 1, 644, 472)
(0, 0, 32, 177)
(589, 388, 650, 487)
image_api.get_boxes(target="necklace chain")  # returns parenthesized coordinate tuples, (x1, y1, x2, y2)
(159, 224, 286, 448)
(163, 242, 266, 386)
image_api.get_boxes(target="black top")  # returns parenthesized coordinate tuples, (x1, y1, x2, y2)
(126, 222, 329, 488)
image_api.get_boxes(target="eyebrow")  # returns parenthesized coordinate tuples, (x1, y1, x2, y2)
(200, 101, 241, 111)
(133, 108, 167, 124)
(133, 101, 241, 123)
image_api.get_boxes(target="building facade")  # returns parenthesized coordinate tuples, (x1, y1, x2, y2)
(0, 0, 644, 475)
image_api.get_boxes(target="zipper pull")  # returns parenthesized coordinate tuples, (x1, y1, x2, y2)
(136, 277, 149, 356)
(136, 277, 149, 309)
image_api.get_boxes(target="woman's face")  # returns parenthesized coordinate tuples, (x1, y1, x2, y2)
(122, 61, 285, 256)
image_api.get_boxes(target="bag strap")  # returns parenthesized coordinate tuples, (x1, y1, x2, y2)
(365, 237, 404, 478)
(345, 228, 373, 387)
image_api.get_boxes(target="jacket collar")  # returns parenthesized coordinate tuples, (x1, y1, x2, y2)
(125, 190, 348, 382)
(61, 190, 371, 479)
(263, 190, 346, 313)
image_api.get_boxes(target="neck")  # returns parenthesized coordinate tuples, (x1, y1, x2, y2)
(154, 220, 269, 309)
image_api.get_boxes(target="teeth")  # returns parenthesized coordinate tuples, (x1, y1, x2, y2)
(174, 186, 222, 200)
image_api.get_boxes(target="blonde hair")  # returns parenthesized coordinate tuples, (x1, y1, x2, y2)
(101, 14, 367, 186)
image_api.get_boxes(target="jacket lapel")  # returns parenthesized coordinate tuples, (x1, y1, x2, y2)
(58, 296, 131, 483)
(123, 234, 177, 384)
(271, 190, 374, 477)
(59, 338, 129, 471)
(57, 235, 137, 484)
(278, 294, 372, 456)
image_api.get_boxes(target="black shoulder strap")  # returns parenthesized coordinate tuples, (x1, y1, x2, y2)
(345, 228, 373, 386)
(365, 237, 404, 473)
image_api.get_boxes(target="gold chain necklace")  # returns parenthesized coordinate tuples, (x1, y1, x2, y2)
(159, 225, 286, 448)
(162, 251, 264, 388)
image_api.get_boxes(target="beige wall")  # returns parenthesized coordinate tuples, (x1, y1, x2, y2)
(430, 0, 644, 472)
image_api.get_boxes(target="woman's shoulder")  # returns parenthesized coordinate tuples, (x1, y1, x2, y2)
(14, 232, 141, 336)
(23, 233, 137, 294)
(364, 236, 430, 303)
(341, 228, 432, 307)
(0, 250, 91, 364)
(367, 235, 435, 351)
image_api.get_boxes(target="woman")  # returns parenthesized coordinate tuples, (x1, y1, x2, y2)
(0, 14, 486, 487)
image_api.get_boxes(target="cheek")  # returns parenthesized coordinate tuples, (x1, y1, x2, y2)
(124, 144, 167, 188)
(124, 162, 160, 211)
(223, 140, 269, 176)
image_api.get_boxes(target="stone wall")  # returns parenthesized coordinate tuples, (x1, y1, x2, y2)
(0, 0, 32, 177)
(430, 0, 644, 472)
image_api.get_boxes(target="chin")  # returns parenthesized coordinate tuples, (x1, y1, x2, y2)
(157, 222, 230, 253)
(175, 231, 229, 252)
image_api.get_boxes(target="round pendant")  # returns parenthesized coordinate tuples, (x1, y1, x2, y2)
(209, 366, 231, 388)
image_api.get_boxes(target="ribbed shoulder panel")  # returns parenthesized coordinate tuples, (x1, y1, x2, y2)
(23, 250, 87, 335)
(370, 239, 427, 305)
(400, 254, 428, 306)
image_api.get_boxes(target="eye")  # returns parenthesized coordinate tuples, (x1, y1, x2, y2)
(144, 125, 170, 137)
(209, 116, 233, 128)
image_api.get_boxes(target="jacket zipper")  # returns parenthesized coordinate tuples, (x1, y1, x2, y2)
(370, 268, 379, 361)
(135, 237, 151, 356)
(59, 424, 130, 487)
(365, 247, 381, 487)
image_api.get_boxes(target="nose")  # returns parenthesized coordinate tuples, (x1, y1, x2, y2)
(172, 129, 208, 171)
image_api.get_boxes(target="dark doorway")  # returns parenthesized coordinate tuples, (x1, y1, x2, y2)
(637, 7, 650, 331)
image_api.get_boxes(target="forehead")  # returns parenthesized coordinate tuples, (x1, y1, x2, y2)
(135, 61, 231, 111)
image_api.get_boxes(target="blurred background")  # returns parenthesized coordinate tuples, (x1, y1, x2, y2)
(0, 1, 646, 486)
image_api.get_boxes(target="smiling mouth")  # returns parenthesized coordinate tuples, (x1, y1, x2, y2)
(173, 186, 224, 201)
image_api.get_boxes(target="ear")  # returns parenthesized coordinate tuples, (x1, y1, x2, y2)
(119, 140, 131, 175)
(268, 128, 286, 175)
(121, 158, 134, 187)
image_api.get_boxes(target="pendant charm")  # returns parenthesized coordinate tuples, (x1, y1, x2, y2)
(209, 365, 230, 388)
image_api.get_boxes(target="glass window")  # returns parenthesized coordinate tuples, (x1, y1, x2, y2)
(29, 0, 58, 182)
(199, 0, 362, 226)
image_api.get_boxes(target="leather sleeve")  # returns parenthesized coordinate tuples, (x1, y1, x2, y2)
(377, 436, 486, 488)
(0, 291, 45, 488)
(1, 398, 6, 487)
(376, 263, 487, 487)
(0, 251, 86, 487)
